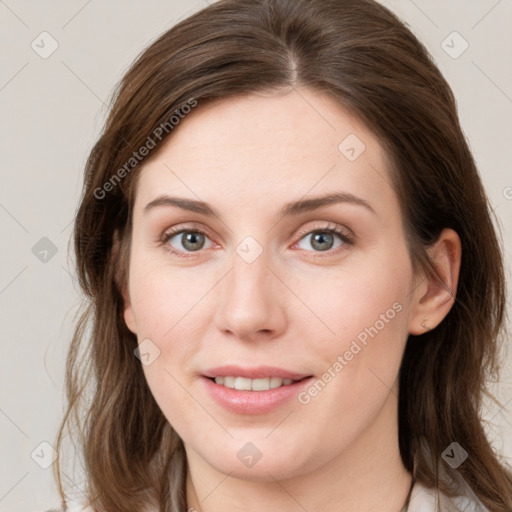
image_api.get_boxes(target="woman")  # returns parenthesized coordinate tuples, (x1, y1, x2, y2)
(50, 0, 512, 510)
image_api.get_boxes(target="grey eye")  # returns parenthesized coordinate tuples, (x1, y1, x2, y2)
(297, 231, 344, 252)
(169, 231, 209, 252)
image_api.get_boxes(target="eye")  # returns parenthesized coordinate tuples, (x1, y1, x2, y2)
(295, 223, 354, 255)
(162, 227, 214, 258)
(161, 222, 354, 259)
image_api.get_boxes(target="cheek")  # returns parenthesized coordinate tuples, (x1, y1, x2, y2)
(141, 363, 204, 442)
(130, 262, 207, 425)
(294, 246, 413, 421)
(127, 255, 216, 425)
(294, 269, 411, 449)
(300, 246, 412, 349)
(128, 250, 206, 341)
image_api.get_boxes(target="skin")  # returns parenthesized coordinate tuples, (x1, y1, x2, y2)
(122, 86, 461, 511)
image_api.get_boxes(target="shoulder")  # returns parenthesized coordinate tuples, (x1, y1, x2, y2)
(44, 499, 159, 512)
(43, 502, 157, 512)
(409, 479, 489, 512)
(44, 504, 95, 512)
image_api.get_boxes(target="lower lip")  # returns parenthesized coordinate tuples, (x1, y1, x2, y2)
(202, 376, 314, 415)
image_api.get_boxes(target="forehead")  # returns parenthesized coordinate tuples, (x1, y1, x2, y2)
(132, 87, 398, 221)
(156, 88, 375, 162)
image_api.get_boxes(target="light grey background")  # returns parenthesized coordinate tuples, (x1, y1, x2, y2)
(1, 1, 511, 511)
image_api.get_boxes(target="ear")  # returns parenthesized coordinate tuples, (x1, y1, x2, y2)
(408, 228, 461, 335)
(113, 230, 137, 335)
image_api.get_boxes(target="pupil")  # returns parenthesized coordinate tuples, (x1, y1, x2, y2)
(183, 232, 203, 251)
(312, 232, 333, 251)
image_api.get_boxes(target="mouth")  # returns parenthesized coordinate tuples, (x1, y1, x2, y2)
(201, 366, 315, 414)
(206, 375, 311, 391)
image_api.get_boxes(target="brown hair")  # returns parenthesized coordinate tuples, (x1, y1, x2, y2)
(54, 0, 512, 510)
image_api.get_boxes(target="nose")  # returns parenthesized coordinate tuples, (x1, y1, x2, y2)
(213, 246, 286, 342)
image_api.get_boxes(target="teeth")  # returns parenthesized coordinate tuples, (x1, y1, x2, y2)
(213, 376, 296, 390)
(235, 377, 252, 390)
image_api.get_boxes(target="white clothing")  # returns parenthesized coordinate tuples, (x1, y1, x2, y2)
(49, 479, 490, 511)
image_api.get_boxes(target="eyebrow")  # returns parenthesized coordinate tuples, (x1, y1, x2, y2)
(143, 192, 377, 218)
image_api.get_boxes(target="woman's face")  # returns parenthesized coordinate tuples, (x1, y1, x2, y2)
(123, 87, 425, 481)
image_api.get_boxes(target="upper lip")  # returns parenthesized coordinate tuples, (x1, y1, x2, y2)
(202, 365, 312, 380)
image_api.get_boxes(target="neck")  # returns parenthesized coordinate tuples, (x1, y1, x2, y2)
(184, 386, 412, 512)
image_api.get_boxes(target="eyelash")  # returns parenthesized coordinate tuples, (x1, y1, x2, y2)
(160, 222, 354, 259)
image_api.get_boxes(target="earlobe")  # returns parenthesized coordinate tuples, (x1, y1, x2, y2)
(408, 228, 461, 335)
(123, 301, 137, 335)
(113, 230, 137, 335)
(121, 278, 137, 335)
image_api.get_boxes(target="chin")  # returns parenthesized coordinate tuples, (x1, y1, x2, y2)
(188, 436, 317, 482)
